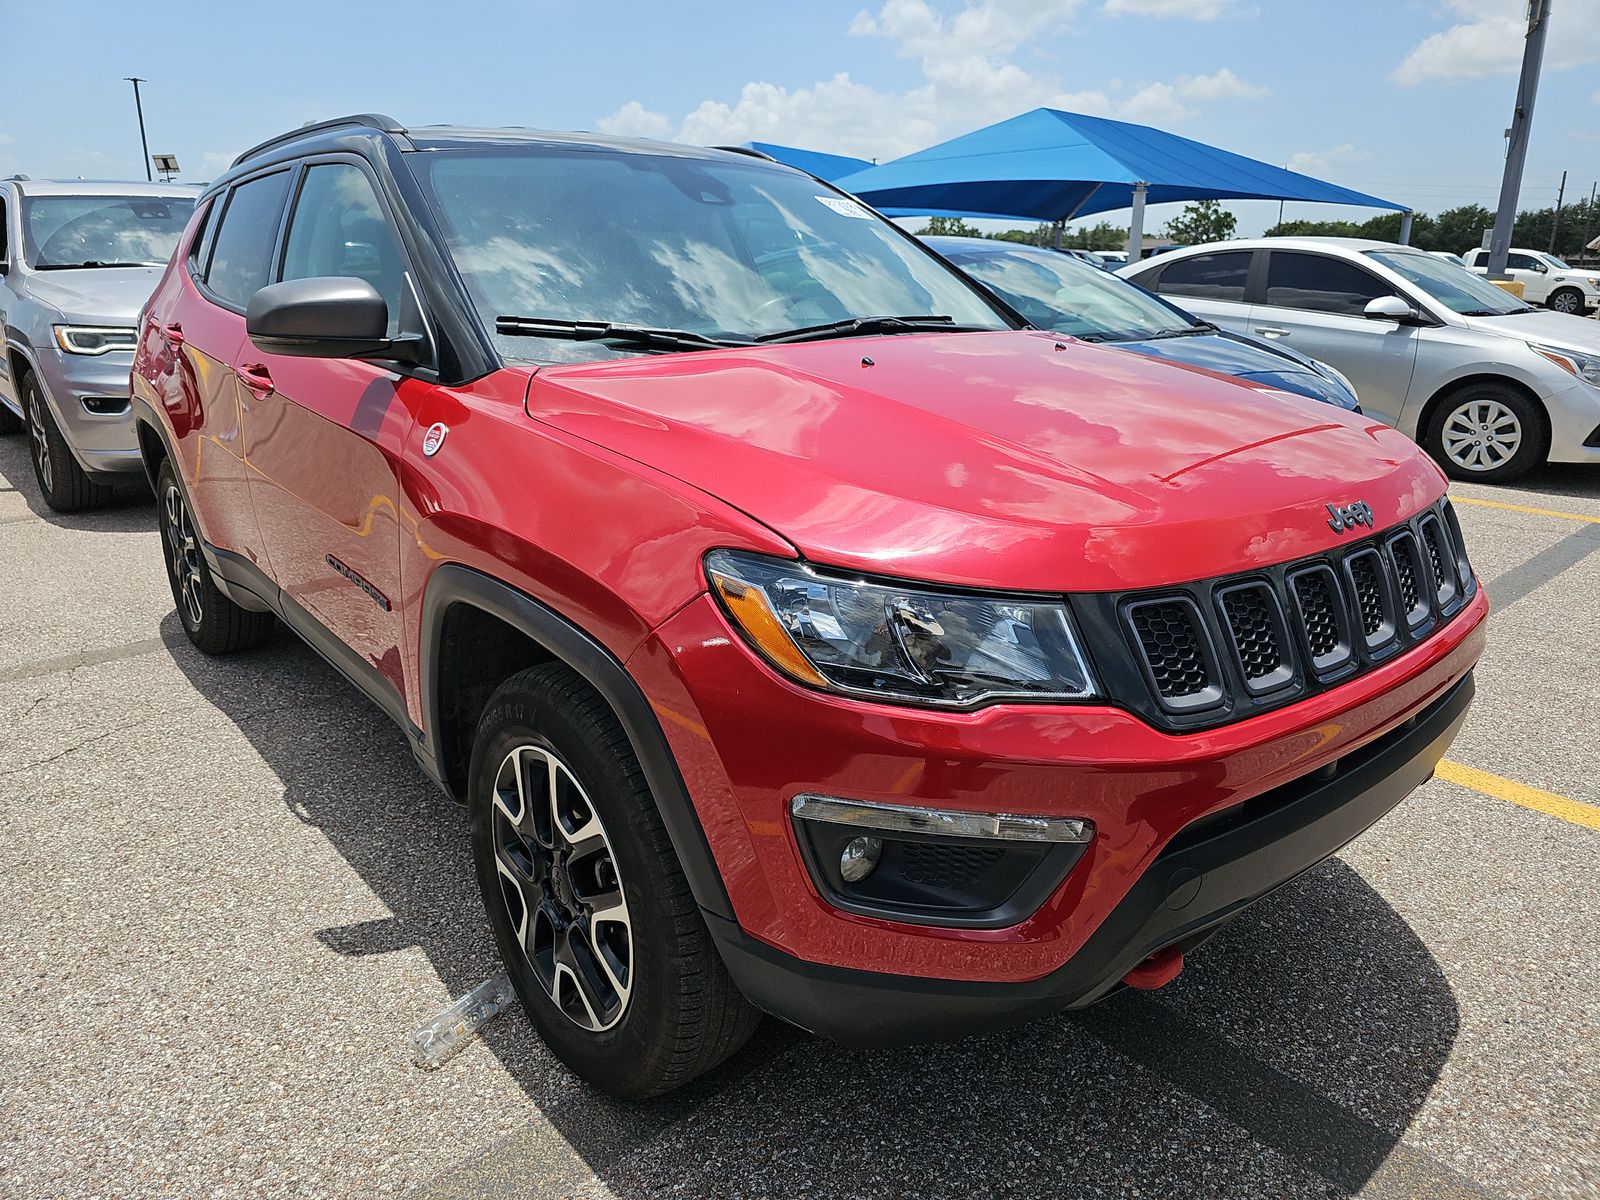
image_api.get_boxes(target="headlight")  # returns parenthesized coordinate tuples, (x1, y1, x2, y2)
(1530, 343, 1600, 387)
(705, 550, 1097, 707)
(53, 326, 138, 355)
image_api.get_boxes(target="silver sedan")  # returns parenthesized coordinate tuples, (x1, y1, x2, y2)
(1121, 236, 1600, 483)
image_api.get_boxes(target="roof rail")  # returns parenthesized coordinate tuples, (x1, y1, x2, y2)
(712, 145, 778, 163)
(232, 114, 407, 168)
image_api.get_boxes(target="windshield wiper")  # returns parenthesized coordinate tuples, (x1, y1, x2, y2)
(1459, 308, 1534, 317)
(37, 260, 164, 270)
(495, 316, 747, 352)
(754, 314, 990, 344)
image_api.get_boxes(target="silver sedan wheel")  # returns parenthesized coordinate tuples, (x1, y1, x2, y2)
(491, 744, 633, 1032)
(1441, 398, 1522, 473)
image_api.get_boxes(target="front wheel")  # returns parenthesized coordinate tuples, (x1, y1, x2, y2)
(1545, 287, 1585, 315)
(469, 663, 758, 1097)
(21, 372, 111, 512)
(1422, 383, 1548, 484)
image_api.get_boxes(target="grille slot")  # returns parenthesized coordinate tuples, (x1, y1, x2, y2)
(1288, 565, 1352, 673)
(1127, 598, 1220, 710)
(1344, 548, 1396, 649)
(1419, 514, 1460, 607)
(1387, 531, 1430, 627)
(1218, 583, 1293, 692)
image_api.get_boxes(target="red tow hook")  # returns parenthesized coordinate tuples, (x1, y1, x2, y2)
(1123, 946, 1185, 991)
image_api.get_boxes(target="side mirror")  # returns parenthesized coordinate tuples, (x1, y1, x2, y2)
(1363, 295, 1420, 323)
(246, 276, 423, 363)
(1532, 262, 1549, 274)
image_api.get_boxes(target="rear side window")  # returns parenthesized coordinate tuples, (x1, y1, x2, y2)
(0, 192, 8, 262)
(206, 171, 291, 309)
(1151, 251, 1252, 303)
(1264, 251, 1394, 316)
(280, 163, 408, 337)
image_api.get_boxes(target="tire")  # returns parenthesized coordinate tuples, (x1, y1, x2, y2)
(155, 459, 275, 654)
(1422, 382, 1549, 484)
(469, 663, 758, 1097)
(21, 371, 112, 512)
(1545, 287, 1585, 315)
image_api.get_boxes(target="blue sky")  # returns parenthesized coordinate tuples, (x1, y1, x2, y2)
(3, 0, 1596, 239)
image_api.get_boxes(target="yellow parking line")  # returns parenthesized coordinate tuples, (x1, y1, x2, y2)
(1450, 496, 1600, 525)
(1436, 760, 1600, 831)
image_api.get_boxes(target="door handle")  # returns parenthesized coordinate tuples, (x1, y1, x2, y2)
(161, 321, 184, 346)
(235, 363, 274, 396)
(1256, 327, 1291, 337)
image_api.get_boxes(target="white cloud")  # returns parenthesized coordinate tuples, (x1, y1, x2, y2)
(1394, 0, 1600, 85)
(596, 101, 674, 139)
(196, 150, 238, 181)
(595, 1, 1266, 162)
(1103, 0, 1240, 19)
(1286, 143, 1370, 175)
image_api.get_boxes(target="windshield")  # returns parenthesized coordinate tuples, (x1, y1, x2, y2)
(21, 194, 193, 269)
(412, 148, 1010, 363)
(1366, 248, 1534, 316)
(1537, 252, 1570, 271)
(940, 243, 1196, 340)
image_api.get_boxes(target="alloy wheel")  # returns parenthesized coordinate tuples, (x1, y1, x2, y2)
(162, 484, 205, 628)
(1548, 290, 1581, 314)
(27, 392, 52, 494)
(491, 744, 633, 1032)
(1441, 398, 1522, 473)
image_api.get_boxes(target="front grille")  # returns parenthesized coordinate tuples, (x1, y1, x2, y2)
(1129, 600, 1212, 700)
(1108, 499, 1474, 731)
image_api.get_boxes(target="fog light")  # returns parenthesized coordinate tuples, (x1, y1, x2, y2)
(839, 836, 882, 883)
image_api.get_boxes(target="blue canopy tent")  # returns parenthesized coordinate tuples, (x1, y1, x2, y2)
(834, 108, 1408, 257)
(744, 142, 874, 183)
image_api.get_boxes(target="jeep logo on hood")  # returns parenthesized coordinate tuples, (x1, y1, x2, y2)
(1326, 500, 1375, 533)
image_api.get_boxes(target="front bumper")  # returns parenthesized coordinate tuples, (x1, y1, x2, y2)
(706, 672, 1472, 1044)
(1543, 376, 1600, 464)
(31, 348, 142, 474)
(629, 582, 1487, 989)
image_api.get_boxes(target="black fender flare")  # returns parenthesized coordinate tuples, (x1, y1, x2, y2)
(419, 564, 735, 921)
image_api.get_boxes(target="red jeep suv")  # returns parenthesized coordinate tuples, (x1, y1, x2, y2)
(131, 115, 1487, 1097)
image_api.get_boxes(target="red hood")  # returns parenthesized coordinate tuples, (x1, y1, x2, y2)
(521, 331, 1444, 592)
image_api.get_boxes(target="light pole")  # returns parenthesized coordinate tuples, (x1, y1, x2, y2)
(125, 77, 152, 182)
(1485, 0, 1551, 279)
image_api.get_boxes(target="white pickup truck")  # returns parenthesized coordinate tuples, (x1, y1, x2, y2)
(1460, 247, 1599, 315)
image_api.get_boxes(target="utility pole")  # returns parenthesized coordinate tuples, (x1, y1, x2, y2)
(1547, 169, 1566, 254)
(125, 77, 152, 182)
(1579, 181, 1598, 265)
(1486, 0, 1551, 279)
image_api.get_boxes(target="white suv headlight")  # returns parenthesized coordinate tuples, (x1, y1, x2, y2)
(1530, 343, 1600, 387)
(53, 326, 138, 355)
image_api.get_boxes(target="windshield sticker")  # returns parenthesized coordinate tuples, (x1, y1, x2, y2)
(815, 195, 874, 219)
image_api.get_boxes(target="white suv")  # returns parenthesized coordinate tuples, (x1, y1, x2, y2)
(1120, 237, 1600, 483)
(1460, 247, 1599, 315)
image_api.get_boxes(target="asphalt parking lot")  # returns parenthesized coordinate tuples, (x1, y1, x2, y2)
(1, 433, 1595, 1200)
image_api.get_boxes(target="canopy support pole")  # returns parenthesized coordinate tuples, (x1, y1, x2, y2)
(1055, 185, 1101, 252)
(1126, 182, 1148, 262)
(1398, 211, 1413, 246)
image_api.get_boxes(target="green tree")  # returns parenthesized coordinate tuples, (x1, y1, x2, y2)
(915, 216, 982, 238)
(1164, 199, 1236, 244)
(1433, 205, 1493, 255)
(1067, 221, 1129, 250)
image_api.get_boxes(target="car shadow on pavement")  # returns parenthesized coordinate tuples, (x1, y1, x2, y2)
(160, 615, 1464, 1199)
(0, 435, 154, 532)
